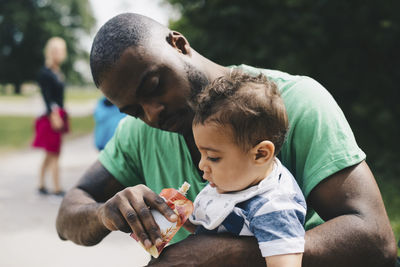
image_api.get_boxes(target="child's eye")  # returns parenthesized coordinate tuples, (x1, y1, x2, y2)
(207, 157, 220, 162)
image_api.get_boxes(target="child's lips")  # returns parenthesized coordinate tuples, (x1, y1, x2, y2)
(203, 174, 216, 188)
(209, 182, 216, 188)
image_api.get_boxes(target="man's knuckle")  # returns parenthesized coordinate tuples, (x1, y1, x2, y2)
(104, 201, 117, 213)
(125, 190, 136, 200)
(139, 207, 150, 217)
(136, 184, 146, 191)
(114, 192, 123, 201)
(154, 195, 165, 205)
(126, 211, 138, 222)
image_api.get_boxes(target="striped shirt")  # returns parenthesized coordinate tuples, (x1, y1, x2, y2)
(190, 159, 306, 257)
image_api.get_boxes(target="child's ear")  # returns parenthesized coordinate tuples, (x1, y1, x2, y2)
(252, 141, 275, 164)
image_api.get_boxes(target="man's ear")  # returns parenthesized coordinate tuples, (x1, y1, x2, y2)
(167, 31, 192, 56)
(252, 141, 275, 164)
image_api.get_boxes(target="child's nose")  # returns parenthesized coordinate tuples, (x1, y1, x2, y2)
(198, 157, 205, 171)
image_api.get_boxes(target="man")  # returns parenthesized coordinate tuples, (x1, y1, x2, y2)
(56, 13, 397, 266)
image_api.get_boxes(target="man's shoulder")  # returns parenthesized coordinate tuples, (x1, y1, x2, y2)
(119, 115, 144, 127)
(116, 116, 184, 145)
(116, 116, 154, 138)
(233, 64, 303, 81)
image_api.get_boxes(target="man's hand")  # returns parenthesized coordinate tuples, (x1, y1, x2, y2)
(97, 184, 178, 249)
(56, 160, 175, 248)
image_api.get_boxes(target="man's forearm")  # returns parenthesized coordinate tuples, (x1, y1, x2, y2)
(303, 214, 396, 267)
(148, 234, 265, 267)
(56, 188, 111, 246)
(303, 162, 397, 267)
(148, 214, 396, 267)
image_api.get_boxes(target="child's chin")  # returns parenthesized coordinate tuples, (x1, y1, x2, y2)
(216, 188, 226, 194)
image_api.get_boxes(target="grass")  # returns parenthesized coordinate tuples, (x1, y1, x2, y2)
(0, 116, 34, 152)
(0, 84, 101, 102)
(0, 115, 94, 154)
(65, 86, 102, 102)
(0, 84, 98, 153)
(0, 94, 34, 102)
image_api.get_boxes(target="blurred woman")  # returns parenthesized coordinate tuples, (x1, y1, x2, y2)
(32, 37, 69, 196)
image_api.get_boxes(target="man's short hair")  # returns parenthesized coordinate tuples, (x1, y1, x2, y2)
(193, 70, 288, 154)
(90, 13, 161, 87)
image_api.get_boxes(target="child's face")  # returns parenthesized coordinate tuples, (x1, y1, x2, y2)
(193, 122, 264, 194)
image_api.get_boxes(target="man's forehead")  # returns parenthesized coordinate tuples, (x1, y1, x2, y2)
(101, 47, 149, 99)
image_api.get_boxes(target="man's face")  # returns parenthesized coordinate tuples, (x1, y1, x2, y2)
(100, 45, 208, 135)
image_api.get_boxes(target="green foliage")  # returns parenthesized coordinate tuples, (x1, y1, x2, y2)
(166, 0, 400, 240)
(0, 0, 96, 91)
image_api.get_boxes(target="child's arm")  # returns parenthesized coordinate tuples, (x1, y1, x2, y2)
(265, 253, 303, 267)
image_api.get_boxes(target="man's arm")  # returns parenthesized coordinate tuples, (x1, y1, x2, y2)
(148, 161, 397, 267)
(56, 160, 122, 245)
(303, 161, 396, 266)
(56, 160, 178, 247)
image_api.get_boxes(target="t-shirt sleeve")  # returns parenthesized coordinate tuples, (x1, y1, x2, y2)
(280, 77, 366, 198)
(98, 117, 144, 187)
(248, 194, 306, 257)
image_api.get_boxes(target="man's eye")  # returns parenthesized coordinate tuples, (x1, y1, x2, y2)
(141, 77, 163, 98)
(207, 157, 220, 162)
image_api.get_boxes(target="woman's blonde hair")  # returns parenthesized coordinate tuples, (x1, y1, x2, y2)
(44, 37, 67, 67)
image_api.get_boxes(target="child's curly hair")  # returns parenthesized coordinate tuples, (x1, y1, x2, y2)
(193, 70, 288, 154)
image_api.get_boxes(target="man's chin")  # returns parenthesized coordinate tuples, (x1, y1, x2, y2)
(140, 119, 182, 133)
(160, 124, 178, 133)
(160, 114, 194, 135)
(160, 123, 187, 135)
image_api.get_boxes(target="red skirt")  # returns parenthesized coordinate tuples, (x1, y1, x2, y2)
(32, 109, 69, 154)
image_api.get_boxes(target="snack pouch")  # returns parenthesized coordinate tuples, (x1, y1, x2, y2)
(130, 182, 193, 258)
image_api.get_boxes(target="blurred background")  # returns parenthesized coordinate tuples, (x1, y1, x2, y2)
(0, 0, 399, 266)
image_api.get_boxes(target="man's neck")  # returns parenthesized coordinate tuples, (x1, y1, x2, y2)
(192, 50, 231, 82)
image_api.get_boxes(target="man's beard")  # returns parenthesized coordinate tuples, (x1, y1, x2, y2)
(157, 62, 209, 136)
(183, 61, 209, 105)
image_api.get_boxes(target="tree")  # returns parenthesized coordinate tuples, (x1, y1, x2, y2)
(0, 0, 95, 93)
(166, 0, 400, 174)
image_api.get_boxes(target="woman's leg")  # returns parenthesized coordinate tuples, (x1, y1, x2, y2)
(38, 152, 52, 193)
(49, 153, 62, 194)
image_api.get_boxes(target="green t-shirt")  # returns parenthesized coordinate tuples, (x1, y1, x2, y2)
(99, 64, 366, 241)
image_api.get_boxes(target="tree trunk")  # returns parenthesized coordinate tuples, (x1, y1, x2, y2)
(14, 82, 21, 94)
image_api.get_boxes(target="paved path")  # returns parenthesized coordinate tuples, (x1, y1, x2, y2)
(0, 135, 150, 267)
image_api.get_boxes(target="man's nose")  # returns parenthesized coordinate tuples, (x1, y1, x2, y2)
(141, 101, 165, 125)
